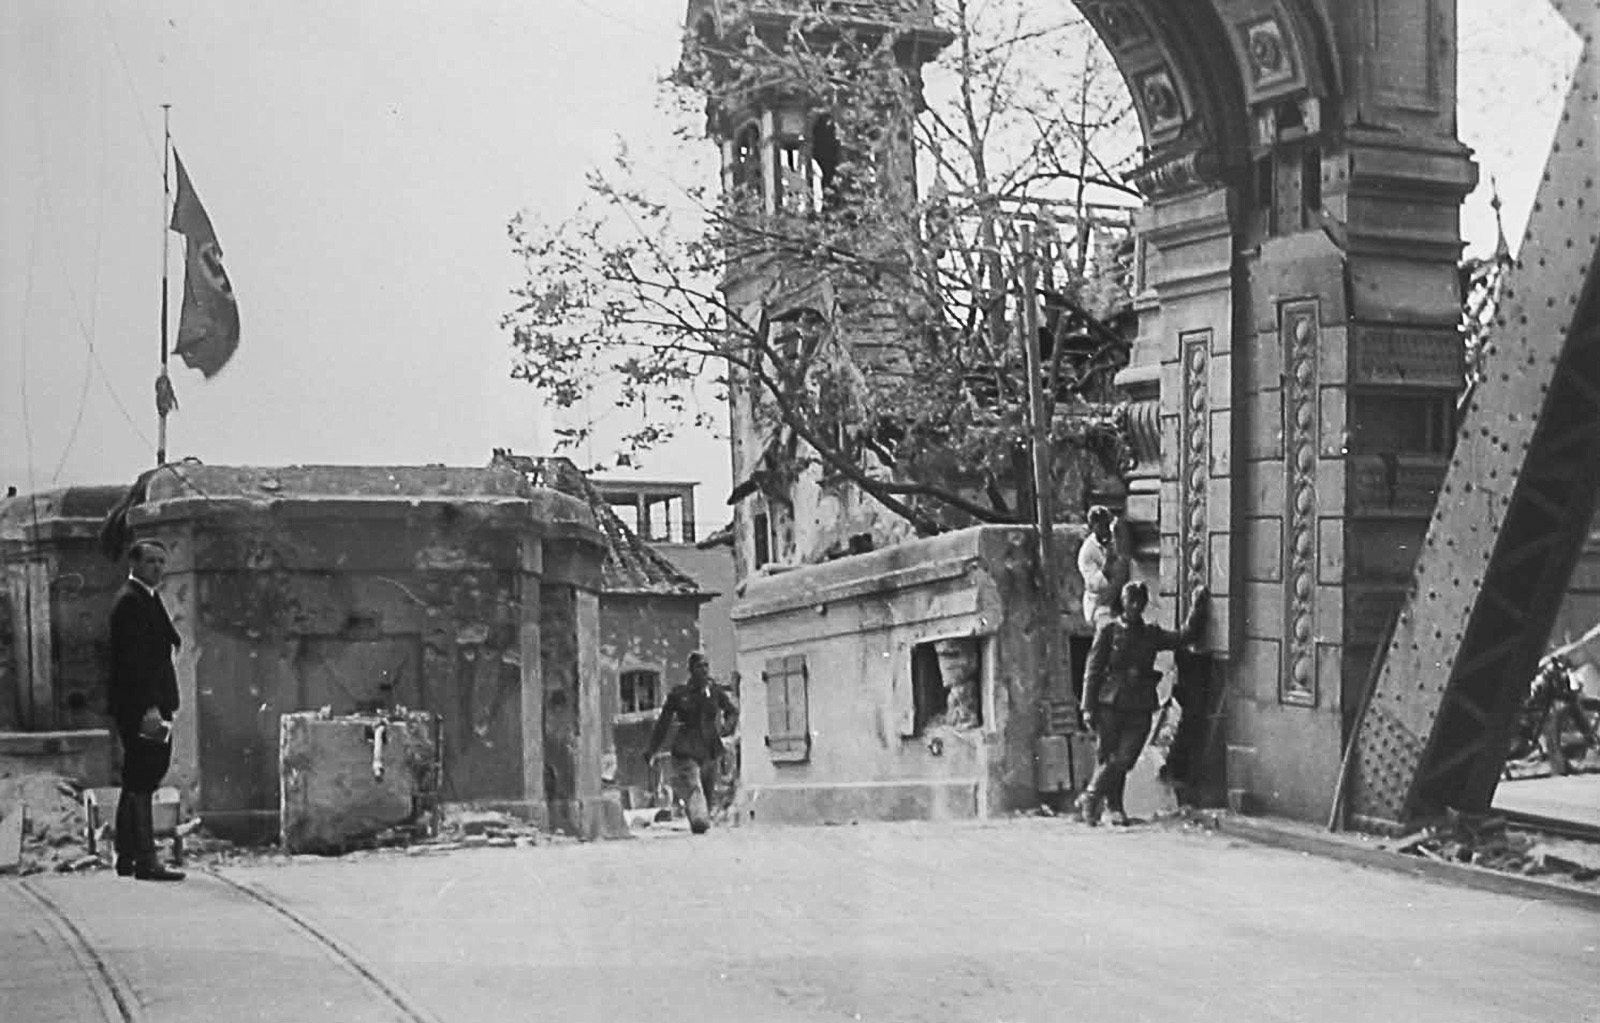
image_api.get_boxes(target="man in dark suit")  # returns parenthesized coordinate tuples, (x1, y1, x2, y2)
(107, 539, 185, 881)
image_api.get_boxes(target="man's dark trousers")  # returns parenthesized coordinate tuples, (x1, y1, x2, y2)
(669, 756, 718, 833)
(1087, 708, 1154, 813)
(113, 721, 172, 869)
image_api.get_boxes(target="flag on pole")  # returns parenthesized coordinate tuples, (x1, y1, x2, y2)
(169, 152, 240, 377)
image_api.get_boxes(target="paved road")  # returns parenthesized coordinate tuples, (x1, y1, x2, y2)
(1496, 772, 1600, 828)
(6, 819, 1599, 1023)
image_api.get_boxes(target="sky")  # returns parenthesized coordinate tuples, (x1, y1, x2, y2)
(0, 0, 1583, 529)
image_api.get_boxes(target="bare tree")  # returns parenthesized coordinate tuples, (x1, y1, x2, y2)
(503, 0, 1140, 537)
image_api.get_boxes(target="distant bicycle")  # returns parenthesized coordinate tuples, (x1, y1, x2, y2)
(1505, 655, 1600, 776)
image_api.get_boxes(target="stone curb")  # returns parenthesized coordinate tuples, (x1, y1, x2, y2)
(1201, 812, 1600, 913)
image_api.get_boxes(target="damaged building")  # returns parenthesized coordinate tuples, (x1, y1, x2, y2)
(491, 452, 720, 808)
(1, 462, 636, 842)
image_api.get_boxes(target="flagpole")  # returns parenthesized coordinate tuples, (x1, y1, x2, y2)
(157, 104, 172, 467)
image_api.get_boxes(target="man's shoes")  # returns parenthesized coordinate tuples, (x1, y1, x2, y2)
(1073, 792, 1103, 826)
(133, 861, 186, 882)
(1107, 809, 1132, 827)
(114, 856, 136, 878)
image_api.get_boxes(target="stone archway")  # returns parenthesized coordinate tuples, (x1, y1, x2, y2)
(1076, 1, 1478, 821)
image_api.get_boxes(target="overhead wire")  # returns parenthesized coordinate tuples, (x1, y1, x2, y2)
(34, 162, 155, 453)
(17, 194, 44, 522)
(557, 0, 660, 40)
(94, 0, 163, 172)
(52, 57, 112, 483)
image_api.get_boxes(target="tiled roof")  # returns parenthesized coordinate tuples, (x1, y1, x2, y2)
(491, 451, 704, 597)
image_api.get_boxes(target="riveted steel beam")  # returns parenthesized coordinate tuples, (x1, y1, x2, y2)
(1348, 0, 1600, 828)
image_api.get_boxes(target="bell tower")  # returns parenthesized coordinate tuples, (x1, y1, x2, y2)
(681, 1, 952, 579)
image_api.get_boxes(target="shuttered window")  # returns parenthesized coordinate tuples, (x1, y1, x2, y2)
(763, 654, 810, 763)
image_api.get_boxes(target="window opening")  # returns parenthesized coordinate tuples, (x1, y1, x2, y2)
(620, 669, 662, 714)
(752, 509, 772, 568)
(734, 124, 761, 199)
(911, 637, 982, 734)
(810, 115, 841, 210)
(1300, 145, 1322, 229)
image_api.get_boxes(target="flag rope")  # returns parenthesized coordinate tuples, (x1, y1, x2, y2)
(156, 104, 173, 467)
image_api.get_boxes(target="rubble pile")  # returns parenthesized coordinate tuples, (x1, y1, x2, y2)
(368, 806, 547, 854)
(0, 772, 100, 875)
(1387, 809, 1600, 888)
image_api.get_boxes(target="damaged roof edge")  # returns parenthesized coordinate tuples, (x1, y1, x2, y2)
(490, 450, 706, 597)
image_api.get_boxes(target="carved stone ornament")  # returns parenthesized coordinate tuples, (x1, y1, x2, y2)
(1179, 333, 1210, 619)
(1281, 305, 1319, 706)
(1242, 16, 1295, 89)
(1122, 398, 1162, 477)
(1136, 67, 1185, 137)
(1128, 149, 1219, 199)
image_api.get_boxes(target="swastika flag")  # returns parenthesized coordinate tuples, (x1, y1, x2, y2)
(169, 152, 240, 378)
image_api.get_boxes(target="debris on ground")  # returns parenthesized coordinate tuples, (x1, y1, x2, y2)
(0, 772, 100, 876)
(624, 807, 675, 830)
(1382, 808, 1600, 888)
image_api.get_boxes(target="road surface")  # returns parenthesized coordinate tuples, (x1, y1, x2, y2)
(4, 818, 1598, 1023)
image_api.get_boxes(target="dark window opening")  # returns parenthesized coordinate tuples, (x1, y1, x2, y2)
(1300, 145, 1322, 229)
(810, 115, 841, 210)
(1253, 155, 1276, 238)
(911, 644, 947, 734)
(734, 124, 761, 198)
(752, 510, 771, 568)
(1276, 100, 1304, 132)
(620, 669, 662, 714)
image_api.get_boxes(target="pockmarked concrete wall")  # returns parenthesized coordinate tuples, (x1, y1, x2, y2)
(0, 487, 126, 733)
(731, 525, 1087, 826)
(127, 465, 605, 842)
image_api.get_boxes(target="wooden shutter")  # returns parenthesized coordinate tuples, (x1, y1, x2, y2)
(763, 654, 810, 763)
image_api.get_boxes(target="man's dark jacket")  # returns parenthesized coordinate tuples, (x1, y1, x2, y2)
(1082, 603, 1205, 713)
(647, 683, 738, 764)
(107, 580, 181, 726)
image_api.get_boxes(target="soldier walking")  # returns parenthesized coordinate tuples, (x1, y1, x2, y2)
(644, 652, 739, 834)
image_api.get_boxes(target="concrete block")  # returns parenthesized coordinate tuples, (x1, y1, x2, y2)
(574, 796, 632, 842)
(279, 709, 441, 854)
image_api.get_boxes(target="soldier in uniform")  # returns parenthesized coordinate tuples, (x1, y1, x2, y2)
(644, 652, 739, 834)
(1076, 581, 1208, 826)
